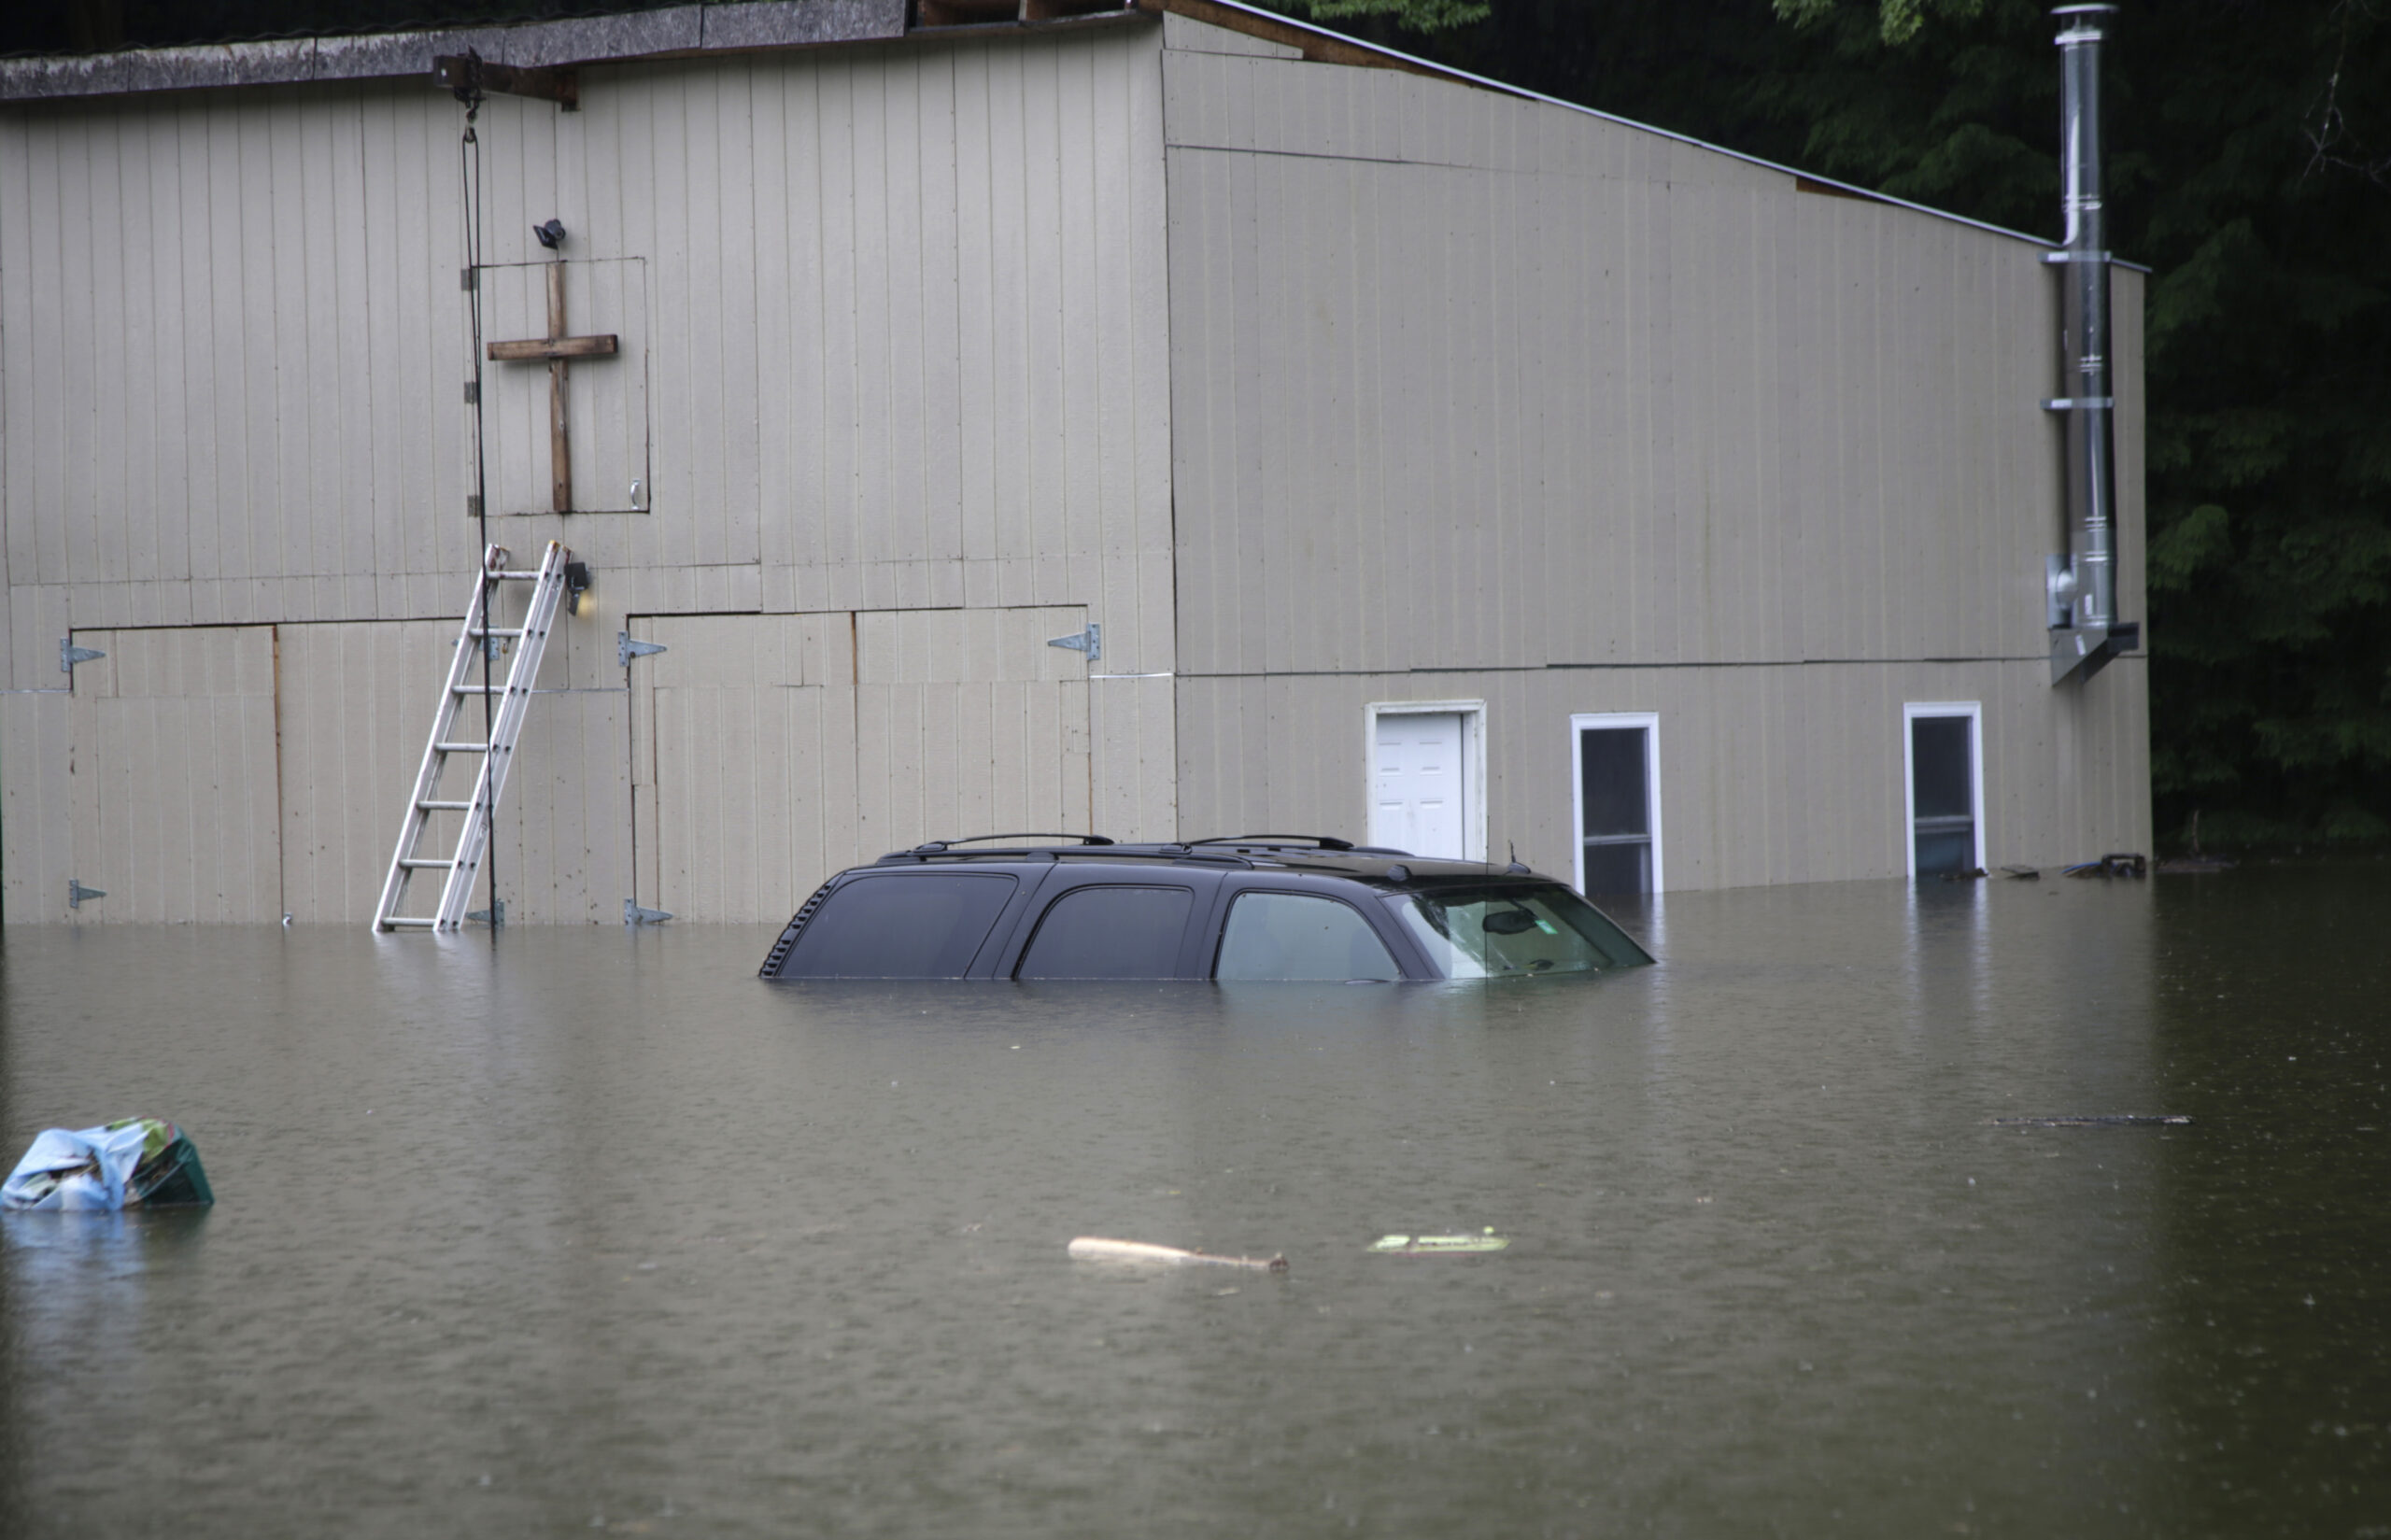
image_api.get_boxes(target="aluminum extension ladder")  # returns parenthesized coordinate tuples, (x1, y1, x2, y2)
(372, 542, 573, 932)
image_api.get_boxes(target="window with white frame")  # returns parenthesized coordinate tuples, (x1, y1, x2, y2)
(1903, 702, 1986, 878)
(1571, 713, 1662, 896)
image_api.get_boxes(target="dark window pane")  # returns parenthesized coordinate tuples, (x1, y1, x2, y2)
(1915, 828, 1976, 878)
(1911, 715, 1973, 820)
(1581, 841, 1651, 897)
(1017, 885, 1196, 979)
(1579, 728, 1648, 838)
(775, 873, 1018, 978)
(1215, 893, 1400, 981)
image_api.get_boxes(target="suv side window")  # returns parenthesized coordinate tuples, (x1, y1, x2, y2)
(773, 873, 1019, 978)
(1214, 892, 1401, 982)
(1015, 885, 1196, 979)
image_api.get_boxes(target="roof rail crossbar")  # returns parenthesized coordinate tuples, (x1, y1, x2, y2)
(910, 832, 1117, 854)
(1187, 833, 1357, 851)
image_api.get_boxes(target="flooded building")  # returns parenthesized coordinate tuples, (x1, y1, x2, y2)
(0, 0, 2148, 924)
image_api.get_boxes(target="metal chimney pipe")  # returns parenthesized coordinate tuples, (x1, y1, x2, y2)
(2055, 5, 2115, 634)
(2045, 4, 2129, 683)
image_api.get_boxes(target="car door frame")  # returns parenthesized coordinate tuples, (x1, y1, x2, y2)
(1196, 872, 1436, 982)
(985, 864, 1230, 981)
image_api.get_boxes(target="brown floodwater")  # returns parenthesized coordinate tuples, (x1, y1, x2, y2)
(1, 865, 2385, 1537)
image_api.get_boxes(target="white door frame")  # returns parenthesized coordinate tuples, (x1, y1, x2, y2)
(1569, 712, 1663, 896)
(1901, 700, 1987, 878)
(1364, 700, 1487, 862)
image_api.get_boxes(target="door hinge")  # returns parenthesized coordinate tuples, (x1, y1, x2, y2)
(60, 640, 104, 673)
(619, 632, 667, 669)
(1046, 621, 1100, 664)
(461, 266, 479, 291)
(67, 878, 106, 908)
(463, 380, 479, 404)
(466, 494, 484, 518)
(625, 899, 673, 925)
(465, 899, 505, 927)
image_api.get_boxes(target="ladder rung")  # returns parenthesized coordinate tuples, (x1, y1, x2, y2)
(375, 540, 569, 936)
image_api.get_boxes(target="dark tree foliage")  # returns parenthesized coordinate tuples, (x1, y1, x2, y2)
(1295, 0, 2391, 853)
(7, 0, 2385, 851)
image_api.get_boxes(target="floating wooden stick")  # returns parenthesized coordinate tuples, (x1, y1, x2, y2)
(1068, 1236, 1289, 1272)
(1370, 1232, 1509, 1254)
(1988, 1114, 2192, 1127)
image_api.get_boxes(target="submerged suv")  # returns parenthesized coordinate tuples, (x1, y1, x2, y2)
(757, 835, 1653, 982)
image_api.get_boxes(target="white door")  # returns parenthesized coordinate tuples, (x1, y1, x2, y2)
(1371, 712, 1465, 858)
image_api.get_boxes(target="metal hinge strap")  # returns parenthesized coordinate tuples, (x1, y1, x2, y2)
(1045, 621, 1101, 664)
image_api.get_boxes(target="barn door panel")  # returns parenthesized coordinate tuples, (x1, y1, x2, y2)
(65, 626, 281, 924)
(275, 619, 457, 925)
(631, 615, 859, 924)
(631, 607, 1093, 924)
(853, 607, 1093, 855)
(274, 617, 630, 925)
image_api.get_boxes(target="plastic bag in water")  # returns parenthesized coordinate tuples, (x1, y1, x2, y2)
(3, 1119, 215, 1211)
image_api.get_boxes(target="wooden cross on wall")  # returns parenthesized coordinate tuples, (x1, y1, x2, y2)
(487, 261, 618, 513)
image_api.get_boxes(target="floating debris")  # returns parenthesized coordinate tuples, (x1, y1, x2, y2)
(1370, 1230, 1509, 1254)
(1067, 1236, 1288, 1272)
(2063, 853, 2148, 879)
(4, 1118, 214, 1211)
(1988, 1114, 2192, 1128)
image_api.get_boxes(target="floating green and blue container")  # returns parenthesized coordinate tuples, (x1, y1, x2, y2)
(2, 1118, 214, 1211)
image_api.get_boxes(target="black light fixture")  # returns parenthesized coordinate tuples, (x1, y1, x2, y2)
(534, 219, 566, 250)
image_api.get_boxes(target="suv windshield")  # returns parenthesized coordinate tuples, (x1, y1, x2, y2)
(1384, 883, 1651, 978)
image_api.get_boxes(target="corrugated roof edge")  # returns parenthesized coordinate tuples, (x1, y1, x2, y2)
(0, 0, 911, 102)
(0, 0, 2145, 272)
(1144, 0, 2151, 271)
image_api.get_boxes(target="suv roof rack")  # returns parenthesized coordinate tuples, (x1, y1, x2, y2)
(1185, 834, 1419, 856)
(866, 835, 1423, 869)
(908, 832, 1115, 854)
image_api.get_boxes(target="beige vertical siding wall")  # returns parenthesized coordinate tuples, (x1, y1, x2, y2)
(1161, 23, 2151, 884)
(0, 20, 1176, 920)
(1180, 661, 2148, 890)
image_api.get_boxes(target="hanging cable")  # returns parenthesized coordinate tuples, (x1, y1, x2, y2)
(457, 58, 502, 934)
